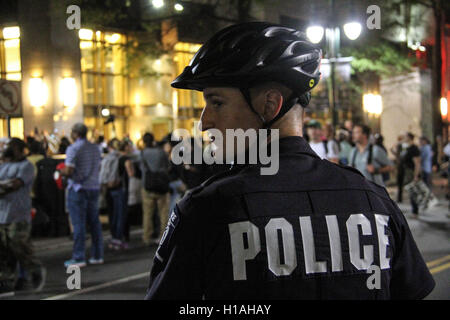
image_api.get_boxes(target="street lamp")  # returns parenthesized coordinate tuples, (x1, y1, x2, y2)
(305, 16, 362, 127)
(306, 22, 362, 43)
(151, 0, 164, 9)
(174, 3, 184, 12)
(306, 26, 324, 44)
(343, 22, 362, 41)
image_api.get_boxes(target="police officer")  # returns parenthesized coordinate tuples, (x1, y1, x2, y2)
(145, 22, 435, 300)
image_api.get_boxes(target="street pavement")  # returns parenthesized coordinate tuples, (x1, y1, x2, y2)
(4, 181, 450, 300)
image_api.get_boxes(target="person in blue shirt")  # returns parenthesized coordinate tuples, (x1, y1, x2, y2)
(61, 123, 104, 267)
(419, 136, 433, 188)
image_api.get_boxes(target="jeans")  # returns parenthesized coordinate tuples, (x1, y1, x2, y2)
(108, 188, 127, 241)
(67, 189, 103, 261)
(422, 171, 432, 188)
(0, 221, 42, 284)
(169, 180, 183, 214)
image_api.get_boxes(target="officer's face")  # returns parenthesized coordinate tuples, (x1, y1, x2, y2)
(200, 87, 263, 159)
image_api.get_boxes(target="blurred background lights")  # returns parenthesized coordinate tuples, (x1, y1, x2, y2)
(29, 77, 48, 108)
(101, 108, 110, 117)
(2, 26, 20, 39)
(78, 29, 93, 40)
(152, 0, 164, 9)
(306, 26, 324, 44)
(174, 3, 184, 11)
(440, 97, 448, 117)
(60, 77, 77, 109)
(343, 22, 362, 40)
(363, 93, 383, 115)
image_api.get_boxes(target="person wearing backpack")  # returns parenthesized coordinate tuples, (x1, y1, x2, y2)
(349, 124, 393, 187)
(100, 139, 125, 251)
(140, 133, 170, 246)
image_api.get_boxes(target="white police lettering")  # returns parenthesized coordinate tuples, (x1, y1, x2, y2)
(347, 214, 374, 270)
(325, 215, 343, 272)
(228, 221, 261, 280)
(300, 216, 327, 274)
(228, 213, 390, 280)
(375, 214, 390, 269)
(265, 218, 297, 276)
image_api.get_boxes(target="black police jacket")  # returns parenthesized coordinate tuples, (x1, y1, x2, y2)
(145, 136, 435, 300)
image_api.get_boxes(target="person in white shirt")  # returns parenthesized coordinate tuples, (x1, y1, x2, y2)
(306, 120, 339, 163)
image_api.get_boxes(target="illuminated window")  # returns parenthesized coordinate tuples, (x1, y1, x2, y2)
(10, 118, 24, 139)
(0, 118, 24, 139)
(79, 29, 127, 106)
(174, 42, 205, 109)
(0, 26, 22, 81)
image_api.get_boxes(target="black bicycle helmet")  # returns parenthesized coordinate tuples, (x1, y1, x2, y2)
(171, 22, 322, 128)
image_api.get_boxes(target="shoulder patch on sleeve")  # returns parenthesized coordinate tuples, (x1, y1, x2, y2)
(154, 208, 181, 264)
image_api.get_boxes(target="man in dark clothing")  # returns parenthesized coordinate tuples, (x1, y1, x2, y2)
(145, 22, 435, 300)
(391, 134, 405, 203)
(400, 133, 422, 215)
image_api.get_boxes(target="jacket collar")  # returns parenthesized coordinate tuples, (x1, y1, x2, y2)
(278, 136, 321, 159)
(229, 135, 320, 171)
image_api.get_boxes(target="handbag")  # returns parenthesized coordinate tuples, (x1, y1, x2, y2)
(404, 179, 437, 214)
(141, 151, 170, 194)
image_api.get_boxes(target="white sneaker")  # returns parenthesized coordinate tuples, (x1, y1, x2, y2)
(88, 258, 104, 265)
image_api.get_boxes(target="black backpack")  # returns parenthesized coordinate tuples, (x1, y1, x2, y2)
(141, 151, 170, 194)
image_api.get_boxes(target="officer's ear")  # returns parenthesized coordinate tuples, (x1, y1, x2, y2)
(262, 89, 283, 122)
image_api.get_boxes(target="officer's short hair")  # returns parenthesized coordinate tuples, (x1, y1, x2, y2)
(354, 124, 371, 138)
(406, 132, 415, 140)
(72, 123, 88, 138)
(251, 82, 293, 102)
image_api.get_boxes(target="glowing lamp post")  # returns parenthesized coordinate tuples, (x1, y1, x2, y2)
(306, 12, 362, 127)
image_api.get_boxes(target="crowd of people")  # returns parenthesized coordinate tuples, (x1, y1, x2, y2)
(0, 122, 229, 295)
(0, 118, 449, 295)
(303, 119, 447, 216)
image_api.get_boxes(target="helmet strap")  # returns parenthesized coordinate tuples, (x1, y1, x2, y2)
(239, 88, 266, 125)
(263, 94, 299, 129)
(240, 87, 300, 130)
